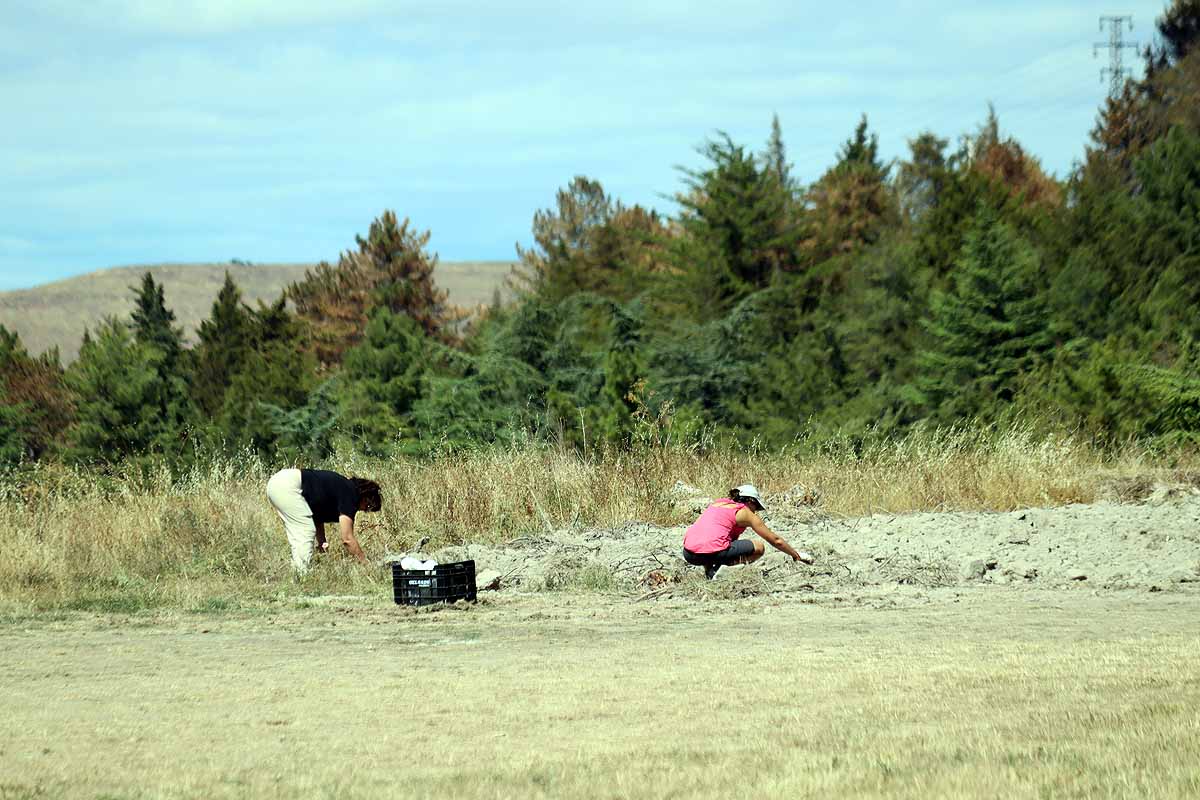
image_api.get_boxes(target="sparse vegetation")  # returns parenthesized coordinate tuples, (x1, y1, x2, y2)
(1, 426, 1193, 613)
(2, 594, 1198, 799)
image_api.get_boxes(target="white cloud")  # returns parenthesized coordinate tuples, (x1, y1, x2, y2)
(1, 0, 1150, 282)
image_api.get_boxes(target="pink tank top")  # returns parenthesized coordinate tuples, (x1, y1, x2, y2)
(683, 501, 748, 554)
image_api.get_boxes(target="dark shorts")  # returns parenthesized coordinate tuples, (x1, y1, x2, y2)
(683, 539, 756, 567)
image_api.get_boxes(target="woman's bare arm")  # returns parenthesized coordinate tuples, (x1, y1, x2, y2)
(338, 515, 367, 563)
(736, 507, 813, 563)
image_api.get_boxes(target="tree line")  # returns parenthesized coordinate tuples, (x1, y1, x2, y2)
(2, 1, 1199, 469)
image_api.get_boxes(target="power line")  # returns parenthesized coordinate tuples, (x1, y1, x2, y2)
(1094, 15, 1137, 98)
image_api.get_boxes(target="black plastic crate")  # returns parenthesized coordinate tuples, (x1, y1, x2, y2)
(392, 559, 477, 606)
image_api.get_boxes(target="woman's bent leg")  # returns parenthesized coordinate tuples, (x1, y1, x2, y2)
(736, 539, 766, 564)
(266, 469, 317, 574)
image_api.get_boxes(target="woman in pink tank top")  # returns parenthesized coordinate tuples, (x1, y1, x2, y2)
(683, 484, 814, 579)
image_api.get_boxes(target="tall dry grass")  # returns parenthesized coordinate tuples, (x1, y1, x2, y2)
(1, 424, 1194, 612)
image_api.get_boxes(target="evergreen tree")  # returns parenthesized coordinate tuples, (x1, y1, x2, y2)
(128, 272, 194, 448)
(763, 113, 793, 191)
(1133, 126, 1200, 342)
(220, 298, 317, 456)
(288, 211, 459, 366)
(917, 208, 1055, 423)
(65, 318, 177, 463)
(802, 115, 898, 268)
(0, 325, 72, 461)
(673, 134, 799, 310)
(192, 272, 254, 418)
(896, 132, 950, 224)
(130, 272, 185, 370)
(511, 177, 667, 304)
(264, 380, 341, 465)
(838, 114, 884, 173)
(1018, 337, 1200, 445)
(338, 308, 428, 451)
(1156, 0, 1200, 64)
(596, 306, 643, 446)
(0, 385, 27, 468)
(411, 351, 544, 452)
(1086, 2, 1200, 184)
(968, 107, 1062, 209)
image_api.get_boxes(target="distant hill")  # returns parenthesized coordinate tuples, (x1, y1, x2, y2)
(0, 261, 515, 362)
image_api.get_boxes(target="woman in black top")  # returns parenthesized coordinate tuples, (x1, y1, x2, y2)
(265, 468, 383, 572)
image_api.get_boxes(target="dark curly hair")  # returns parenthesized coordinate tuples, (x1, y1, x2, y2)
(728, 487, 762, 511)
(351, 477, 382, 512)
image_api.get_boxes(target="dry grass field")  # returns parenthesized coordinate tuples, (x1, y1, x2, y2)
(1, 432, 1198, 798)
(0, 260, 514, 361)
(1, 592, 1198, 799)
(2, 426, 1198, 613)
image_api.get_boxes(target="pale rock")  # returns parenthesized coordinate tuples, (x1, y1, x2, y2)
(476, 569, 503, 591)
(961, 559, 988, 580)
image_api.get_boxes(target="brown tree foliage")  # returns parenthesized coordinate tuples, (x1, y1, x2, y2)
(800, 117, 897, 268)
(801, 165, 898, 266)
(0, 327, 74, 459)
(511, 176, 670, 303)
(288, 211, 461, 367)
(969, 118, 1062, 209)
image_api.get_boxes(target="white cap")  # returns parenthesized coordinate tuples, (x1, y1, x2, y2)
(734, 484, 765, 509)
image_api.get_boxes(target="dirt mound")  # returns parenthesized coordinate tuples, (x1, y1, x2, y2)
(424, 492, 1200, 601)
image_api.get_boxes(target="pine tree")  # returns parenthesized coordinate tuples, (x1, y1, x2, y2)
(0, 385, 27, 468)
(192, 273, 254, 418)
(968, 107, 1062, 209)
(896, 132, 950, 223)
(220, 298, 317, 456)
(511, 177, 618, 302)
(130, 272, 185, 370)
(1133, 126, 1200, 342)
(802, 115, 898, 267)
(764, 113, 793, 190)
(264, 380, 341, 465)
(1156, 0, 1200, 64)
(65, 318, 175, 463)
(510, 177, 667, 304)
(917, 208, 1055, 423)
(596, 305, 643, 447)
(673, 134, 799, 310)
(288, 211, 459, 367)
(128, 272, 194, 447)
(338, 308, 428, 451)
(0, 325, 72, 461)
(838, 114, 884, 173)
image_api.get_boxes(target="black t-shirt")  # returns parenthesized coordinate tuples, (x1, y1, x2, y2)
(300, 470, 359, 524)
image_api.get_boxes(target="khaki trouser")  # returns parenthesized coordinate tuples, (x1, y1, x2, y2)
(266, 468, 316, 573)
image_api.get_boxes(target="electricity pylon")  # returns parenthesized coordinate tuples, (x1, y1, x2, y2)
(1094, 15, 1137, 98)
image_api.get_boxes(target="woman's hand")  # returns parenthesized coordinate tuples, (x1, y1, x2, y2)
(793, 550, 815, 565)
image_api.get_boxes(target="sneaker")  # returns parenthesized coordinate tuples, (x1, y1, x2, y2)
(704, 564, 721, 580)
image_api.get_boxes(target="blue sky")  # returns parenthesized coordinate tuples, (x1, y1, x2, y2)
(0, 0, 1168, 289)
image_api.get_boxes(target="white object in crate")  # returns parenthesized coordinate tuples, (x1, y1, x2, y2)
(399, 556, 438, 571)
